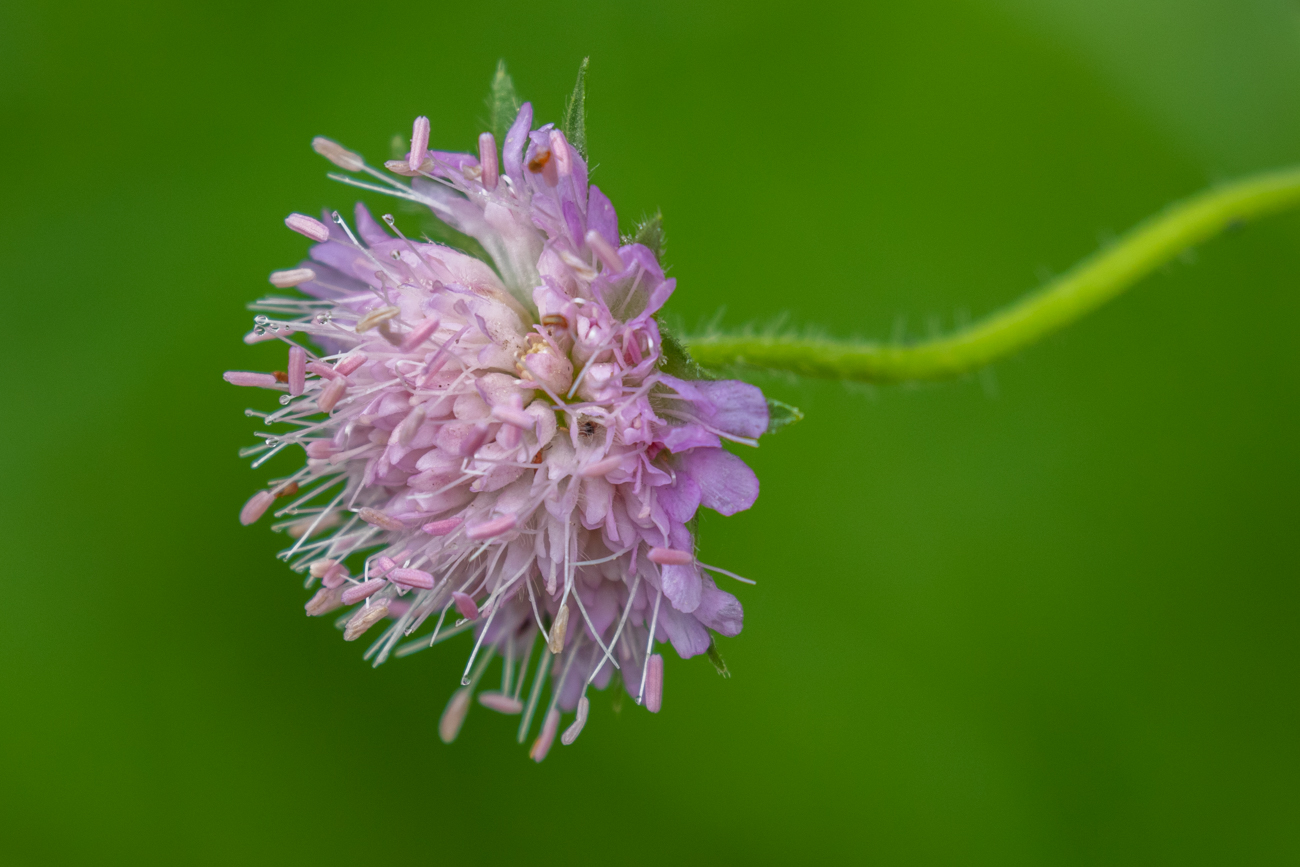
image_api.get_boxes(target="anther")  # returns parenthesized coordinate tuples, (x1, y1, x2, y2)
(285, 213, 331, 242)
(409, 116, 430, 172)
(341, 578, 385, 605)
(530, 708, 560, 762)
(269, 268, 316, 288)
(395, 404, 426, 445)
(585, 230, 625, 272)
(579, 455, 624, 478)
(304, 586, 344, 616)
(224, 371, 279, 388)
(305, 361, 341, 381)
(343, 602, 389, 641)
(439, 687, 471, 744)
(239, 490, 275, 525)
(466, 514, 516, 540)
(390, 568, 435, 590)
(357, 507, 406, 532)
(311, 136, 365, 172)
(541, 313, 569, 329)
(355, 306, 400, 333)
(421, 516, 464, 536)
(335, 353, 368, 376)
(547, 603, 570, 654)
(317, 377, 347, 412)
(274, 482, 299, 498)
(645, 653, 664, 713)
(478, 132, 499, 191)
(648, 547, 694, 566)
(287, 345, 306, 396)
(451, 591, 480, 620)
(560, 695, 589, 746)
(400, 316, 440, 351)
(478, 691, 523, 714)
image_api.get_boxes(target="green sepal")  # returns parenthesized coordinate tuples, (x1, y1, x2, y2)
(706, 640, 731, 678)
(561, 57, 589, 160)
(487, 59, 522, 145)
(765, 398, 804, 434)
(659, 322, 715, 381)
(624, 211, 666, 264)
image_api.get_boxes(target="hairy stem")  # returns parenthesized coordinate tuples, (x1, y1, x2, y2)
(683, 166, 1300, 383)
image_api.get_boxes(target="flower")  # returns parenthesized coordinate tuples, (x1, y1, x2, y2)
(226, 102, 769, 760)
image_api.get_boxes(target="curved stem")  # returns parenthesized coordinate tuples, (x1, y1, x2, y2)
(683, 166, 1300, 383)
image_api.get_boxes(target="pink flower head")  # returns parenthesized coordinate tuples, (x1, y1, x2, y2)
(229, 103, 769, 757)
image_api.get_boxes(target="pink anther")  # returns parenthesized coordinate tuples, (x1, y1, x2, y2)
(530, 708, 561, 762)
(585, 229, 625, 272)
(305, 362, 341, 381)
(269, 268, 316, 288)
(341, 578, 385, 605)
(317, 377, 347, 411)
(645, 653, 664, 713)
(335, 354, 367, 376)
(389, 568, 434, 589)
(421, 517, 464, 536)
(451, 591, 480, 621)
(409, 116, 430, 172)
(478, 691, 524, 714)
(478, 132, 499, 191)
(648, 547, 694, 566)
(579, 455, 624, 478)
(285, 213, 331, 242)
(466, 514, 517, 540)
(223, 371, 279, 388)
(287, 345, 306, 396)
(239, 490, 275, 525)
(400, 316, 441, 352)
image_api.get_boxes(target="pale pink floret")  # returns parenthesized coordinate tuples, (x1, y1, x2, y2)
(230, 102, 769, 760)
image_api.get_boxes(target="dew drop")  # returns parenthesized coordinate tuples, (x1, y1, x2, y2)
(460, 676, 471, 686)
(279, 395, 291, 405)
(254, 315, 269, 325)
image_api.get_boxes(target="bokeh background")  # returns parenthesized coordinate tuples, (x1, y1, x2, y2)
(2, 0, 1298, 863)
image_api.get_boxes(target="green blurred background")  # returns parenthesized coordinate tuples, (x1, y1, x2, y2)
(2, 0, 1297, 863)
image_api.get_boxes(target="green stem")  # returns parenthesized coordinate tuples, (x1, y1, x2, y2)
(683, 166, 1300, 383)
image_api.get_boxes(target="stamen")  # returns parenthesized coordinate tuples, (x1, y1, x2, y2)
(451, 591, 479, 620)
(578, 455, 624, 478)
(530, 708, 560, 762)
(421, 516, 464, 536)
(550, 130, 572, 178)
(240, 490, 275, 525)
(269, 268, 316, 288)
(288, 345, 306, 397)
(645, 653, 663, 713)
(547, 603, 570, 654)
(305, 361, 341, 381)
(648, 547, 693, 566)
(478, 692, 523, 714)
(304, 586, 344, 616)
(335, 353, 368, 376)
(390, 568, 434, 590)
(409, 116, 430, 172)
(439, 687, 471, 744)
(400, 316, 440, 351)
(285, 213, 331, 242)
(224, 371, 279, 388)
(356, 507, 405, 532)
(560, 694, 589, 746)
(355, 306, 400, 333)
(585, 229, 624, 272)
(311, 136, 365, 172)
(466, 513, 516, 541)
(318, 378, 347, 411)
(341, 578, 385, 605)
(478, 132, 499, 191)
(343, 602, 389, 640)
